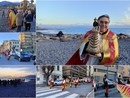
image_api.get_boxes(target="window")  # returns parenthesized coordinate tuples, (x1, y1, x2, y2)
(57, 66, 59, 71)
(94, 68, 96, 72)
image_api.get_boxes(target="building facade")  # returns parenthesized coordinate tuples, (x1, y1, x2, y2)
(19, 33, 36, 52)
(0, 40, 20, 52)
(123, 66, 130, 79)
(10, 40, 20, 51)
(63, 66, 94, 79)
(94, 65, 124, 82)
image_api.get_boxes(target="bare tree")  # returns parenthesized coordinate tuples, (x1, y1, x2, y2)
(41, 66, 55, 85)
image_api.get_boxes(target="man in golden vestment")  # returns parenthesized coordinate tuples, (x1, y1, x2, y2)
(65, 15, 118, 65)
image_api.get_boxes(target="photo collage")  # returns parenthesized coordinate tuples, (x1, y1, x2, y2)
(0, 0, 130, 98)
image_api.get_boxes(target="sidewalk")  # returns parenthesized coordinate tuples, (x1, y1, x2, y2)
(95, 87, 117, 95)
(36, 83, 48, 87)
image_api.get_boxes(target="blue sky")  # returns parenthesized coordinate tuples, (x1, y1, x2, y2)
(37, 0, 130, 26)
(0, 33, 19, 45)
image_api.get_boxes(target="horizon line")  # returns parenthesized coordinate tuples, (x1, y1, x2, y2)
(36, 24, 130, 28)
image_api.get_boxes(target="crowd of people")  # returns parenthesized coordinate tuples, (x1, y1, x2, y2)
(48, 77, 93, 91)
(8, 7, 35, 32)
(69, 78, 80, 88)
(0, 79, 24, 87)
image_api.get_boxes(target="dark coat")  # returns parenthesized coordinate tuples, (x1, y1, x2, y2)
(103, 77, 108, 87)
(25, 14, 33, 23)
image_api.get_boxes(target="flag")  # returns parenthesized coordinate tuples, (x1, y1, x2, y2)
(117, 84, 130, 98)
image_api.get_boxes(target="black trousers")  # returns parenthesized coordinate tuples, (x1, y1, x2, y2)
(25, 23, 31, 31)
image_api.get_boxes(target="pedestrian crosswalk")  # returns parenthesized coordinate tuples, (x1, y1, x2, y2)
(36, 87, 79, 98)
(64, 94, 79, 98)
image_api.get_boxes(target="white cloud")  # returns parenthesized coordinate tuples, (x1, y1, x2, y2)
(117, 7, 130, 26)
(124, 11, 129, 19)
(106, 6, 130, 26)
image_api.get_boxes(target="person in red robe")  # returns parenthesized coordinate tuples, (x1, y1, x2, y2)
(65, 15, 118, 65)
(8, 8, 16, 29)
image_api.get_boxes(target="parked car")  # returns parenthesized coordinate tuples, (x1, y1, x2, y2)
(99, 79, 115, 89)
(10, 51, 16, 56)
(14, 51, 31, 62)
(97, 82, 104, 88)
(107, 79, 116, 88)
(54, 80, 62, 86)
(95, 79, 115, 90)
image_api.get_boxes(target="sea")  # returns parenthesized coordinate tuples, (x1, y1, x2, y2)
(37, 26, 130, 35)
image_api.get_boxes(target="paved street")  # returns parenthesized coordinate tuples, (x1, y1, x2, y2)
(95, 87, 122, 98)
(0, 55, 34, 65)
(36, 83, 93, 98)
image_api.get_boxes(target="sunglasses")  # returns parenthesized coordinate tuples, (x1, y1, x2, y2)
(99, 21, 109, 24)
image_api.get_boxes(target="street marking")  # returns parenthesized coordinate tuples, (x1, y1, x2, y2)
(64, 93, 79, 98)
(44, 91, 69, 98)
(36, 87, 56, 91)
(36, 90, 61, 97)
(36, 88, 57, 94)
(86, 89, 94, 98)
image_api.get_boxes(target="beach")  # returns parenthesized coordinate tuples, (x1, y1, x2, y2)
(36, 34, 130, 65)
(0, 9, 36, 32)
(115, 39, 130, 65)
